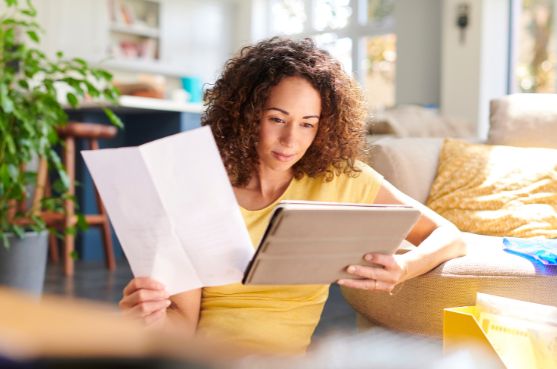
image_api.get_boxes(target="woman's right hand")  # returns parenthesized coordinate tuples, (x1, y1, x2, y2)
(119, 277, 171, 327)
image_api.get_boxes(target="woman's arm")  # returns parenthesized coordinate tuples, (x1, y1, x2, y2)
(338, 180, 466, 292)
(120, 277, 201, 335)
(167, 288, 202, 336)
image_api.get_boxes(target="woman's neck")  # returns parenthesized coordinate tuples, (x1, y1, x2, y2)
(248, 166, 293, 198)
(234, 167, 294, 210)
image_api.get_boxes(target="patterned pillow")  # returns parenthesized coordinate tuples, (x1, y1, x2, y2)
(426, 139, 557, 238)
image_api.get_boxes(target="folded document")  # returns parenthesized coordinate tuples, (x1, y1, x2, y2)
(82, 127, 254, 295)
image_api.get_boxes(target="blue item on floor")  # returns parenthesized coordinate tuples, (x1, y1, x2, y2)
(503, 237, 557, 265)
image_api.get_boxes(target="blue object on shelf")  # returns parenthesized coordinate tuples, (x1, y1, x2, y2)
(181, 76, 203, 103)
(503, 237, 557, 265)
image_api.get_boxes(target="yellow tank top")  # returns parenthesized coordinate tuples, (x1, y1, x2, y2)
(198, 162, 383, 354)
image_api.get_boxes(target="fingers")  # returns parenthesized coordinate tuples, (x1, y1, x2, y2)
(337, 278, 394, 292)
(364, 253, 396, 269)
(126, 299, 172, 318)
(120, 288, 170, 309)
(123, 277, 165, 296)
(345, 264, 393, 282)
(143, 308, 167, 327)
(337, 253, 403, 293)
(120, 277, 169, 314)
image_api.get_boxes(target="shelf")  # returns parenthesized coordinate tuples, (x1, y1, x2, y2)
(109, 23, 160, 38)
(70, 95, 204, 114)
(95, 58, 191, 77)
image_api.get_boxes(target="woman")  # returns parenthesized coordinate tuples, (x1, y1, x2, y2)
(119, 37, 466, 354)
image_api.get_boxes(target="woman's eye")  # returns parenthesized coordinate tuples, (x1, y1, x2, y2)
(270, 117, 285, 124)
(302, 122, 315, 128)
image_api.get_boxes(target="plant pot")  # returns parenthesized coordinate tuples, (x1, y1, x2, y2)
(0, 231, 48, 296)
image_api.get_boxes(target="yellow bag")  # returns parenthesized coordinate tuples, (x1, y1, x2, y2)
(444, 306, 557, 369)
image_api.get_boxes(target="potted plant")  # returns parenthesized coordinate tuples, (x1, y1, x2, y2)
(0, 0, 122, 295)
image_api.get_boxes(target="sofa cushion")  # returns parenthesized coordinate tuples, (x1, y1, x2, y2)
(366, 137, 444, 204)
(369, 105, 475, 137)
(426, 139, 557, 238)
(488, 94, 557, 148)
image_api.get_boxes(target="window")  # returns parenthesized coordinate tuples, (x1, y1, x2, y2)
(511, 0, 556, 93)
(265, 0, 396, 110)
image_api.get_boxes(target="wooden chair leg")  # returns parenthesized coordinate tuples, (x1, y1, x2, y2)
(64, 137, 76, 277)
(48, 232, 60, 263)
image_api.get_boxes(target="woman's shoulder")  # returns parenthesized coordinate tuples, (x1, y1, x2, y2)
(331, 160, 383, 184)
(292, 160, 383, 203)
(295, 160, 382, 190)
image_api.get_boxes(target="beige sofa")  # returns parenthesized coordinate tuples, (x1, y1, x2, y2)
(342, 94, 557, 336)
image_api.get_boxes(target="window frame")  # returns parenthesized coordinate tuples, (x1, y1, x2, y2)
(263, 0, 396, 87)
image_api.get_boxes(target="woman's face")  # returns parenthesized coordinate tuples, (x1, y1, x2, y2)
(257, 76, 321, 174)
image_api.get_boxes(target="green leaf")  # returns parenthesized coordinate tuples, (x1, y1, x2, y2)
(76, 213, 88, 231)
(0, 85, 14, 113)
(83, 81, 100, 98)
(56, 51, 64, 58)
(6, 0, 17, 6)
(22, 8, 37, 17)
(93, 69, 113, 81)
(12, 225, 24, 238)
(18, 80, 30, 89)
(103, 108, 123, 129)
(66, 92, 78, 107)
(73, 58, 87, 67)
(26, 30, 40, 43)
(43, 79, 56, 95)
(23, 0, 37, 16)
(5, 28, 15, 43)
(70, 250, 79, 260)
(1, 233, 9, 249)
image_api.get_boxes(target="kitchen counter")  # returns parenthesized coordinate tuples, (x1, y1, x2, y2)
(76, 95, 205, 114)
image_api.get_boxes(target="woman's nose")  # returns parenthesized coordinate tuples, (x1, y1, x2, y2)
(279, 125, 295, 146)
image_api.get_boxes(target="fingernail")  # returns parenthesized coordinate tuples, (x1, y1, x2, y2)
(347, 266, 356, 273)
(165, 300, 171, 307)
(365, 254, 373, 261)
(337, 280, 345, 285)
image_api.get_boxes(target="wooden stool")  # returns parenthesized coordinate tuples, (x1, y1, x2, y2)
(40, 122, 118, 276)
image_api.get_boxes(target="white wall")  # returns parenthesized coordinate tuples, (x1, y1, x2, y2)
(394, 0, 442, 106)
(441, 0, 509, 138)
(161, 0, 235, 84)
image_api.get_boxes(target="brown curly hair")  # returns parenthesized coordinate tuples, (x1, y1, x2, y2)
(201, 37, 367, 187)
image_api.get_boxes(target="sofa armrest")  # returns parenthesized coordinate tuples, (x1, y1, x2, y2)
(366, 137, 444, 204)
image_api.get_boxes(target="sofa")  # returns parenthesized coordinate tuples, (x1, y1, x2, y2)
(341, 94, 557, 337)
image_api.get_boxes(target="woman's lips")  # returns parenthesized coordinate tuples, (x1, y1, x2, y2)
(272, 151, 296, 162)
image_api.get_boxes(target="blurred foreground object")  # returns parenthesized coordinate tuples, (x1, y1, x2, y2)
(235, 327, 502, 369)
(0, 288, 221, 367)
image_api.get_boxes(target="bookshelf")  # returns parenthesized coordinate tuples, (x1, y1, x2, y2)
(108, 0, 161, 63)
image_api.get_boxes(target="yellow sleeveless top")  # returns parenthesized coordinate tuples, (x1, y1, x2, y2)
(197, 162, 383, 354)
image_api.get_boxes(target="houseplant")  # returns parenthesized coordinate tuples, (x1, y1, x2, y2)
(0, 0, 122, 294)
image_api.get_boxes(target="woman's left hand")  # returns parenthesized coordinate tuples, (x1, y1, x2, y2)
(337, 253, 408, 293)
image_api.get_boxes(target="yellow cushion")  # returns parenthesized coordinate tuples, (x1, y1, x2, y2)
(426, 139, 557, 238)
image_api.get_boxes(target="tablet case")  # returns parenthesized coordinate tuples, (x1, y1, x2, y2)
(242, 201, 421, 285)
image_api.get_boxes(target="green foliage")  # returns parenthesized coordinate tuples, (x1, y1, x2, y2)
(0, 0, 122, 247)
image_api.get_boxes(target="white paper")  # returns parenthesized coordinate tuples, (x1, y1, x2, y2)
(82, 127, 254, 295)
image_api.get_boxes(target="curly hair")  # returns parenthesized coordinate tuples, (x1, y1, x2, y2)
(201, 37, 368, 187)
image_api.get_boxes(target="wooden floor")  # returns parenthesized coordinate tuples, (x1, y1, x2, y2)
(43, 260, 357, 341)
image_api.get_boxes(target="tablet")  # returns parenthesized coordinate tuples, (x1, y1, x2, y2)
(242, 200, 420, 285)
